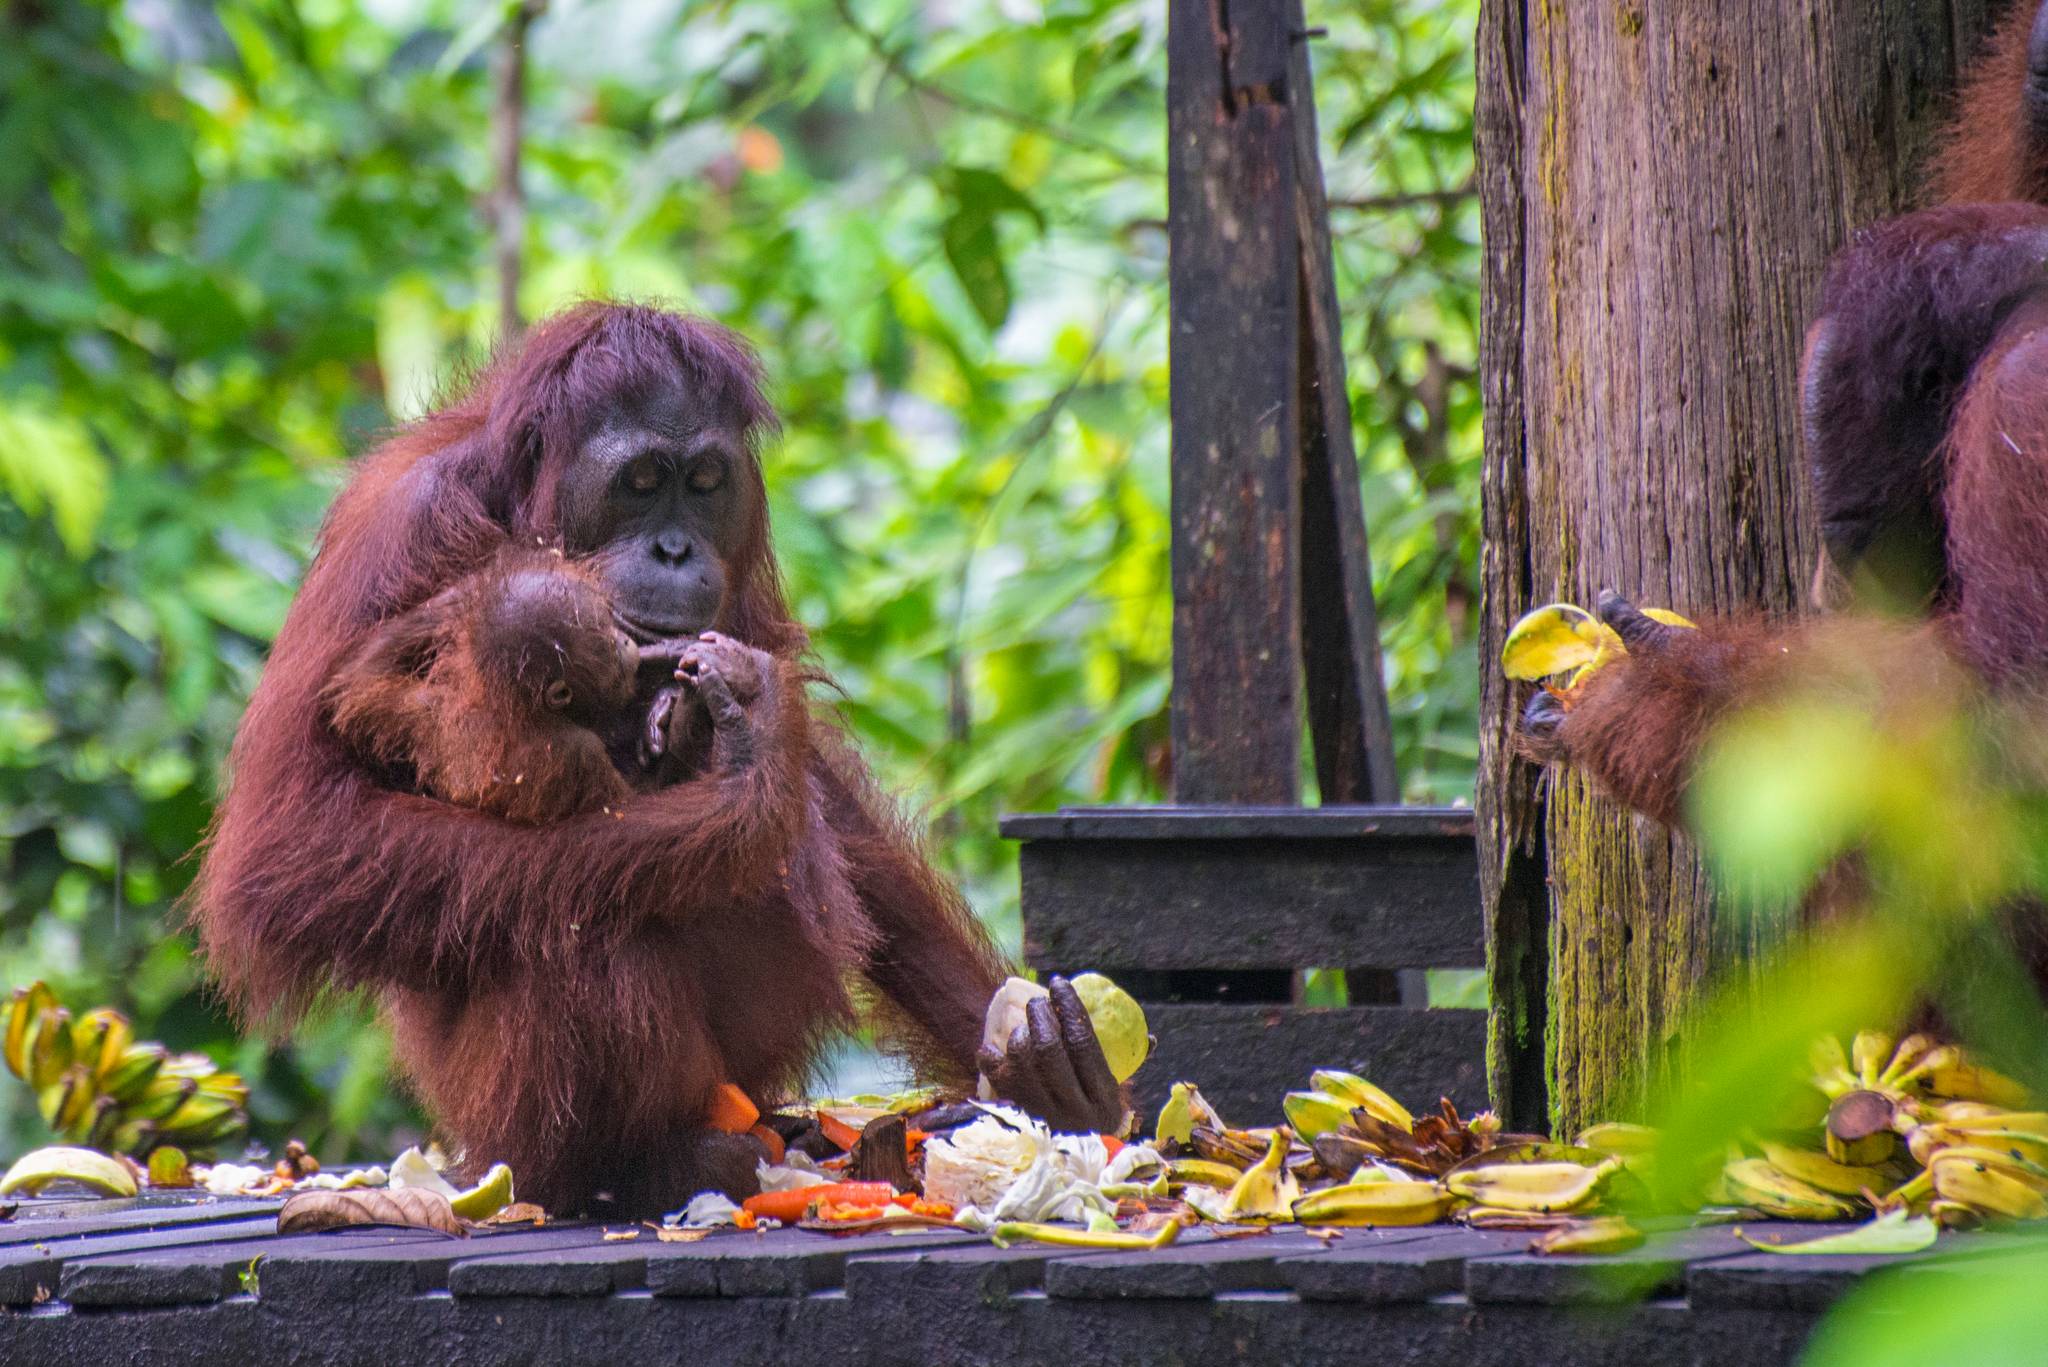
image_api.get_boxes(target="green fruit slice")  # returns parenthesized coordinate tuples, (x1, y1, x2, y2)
(1071, 973, 1149, 1083)
(0, 1145, 138, 1198)
(450, 1163, 515, 1220)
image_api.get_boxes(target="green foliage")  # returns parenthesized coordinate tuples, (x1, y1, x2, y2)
(0, 0, 1480, 1158)
(1663, 643, 2048, 1353)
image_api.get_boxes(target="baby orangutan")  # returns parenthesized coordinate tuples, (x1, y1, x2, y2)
(323, 544, 691, 823)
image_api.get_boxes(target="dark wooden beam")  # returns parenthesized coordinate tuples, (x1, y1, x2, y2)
(1285, 0, 1399, 803)
(1167, 0, 1304, 804)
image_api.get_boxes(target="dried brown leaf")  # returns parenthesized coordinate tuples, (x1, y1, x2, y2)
(653, 1226, 710, 1243)
(484, 1202, 546, 1226)
(277, 1187, 463, 1237)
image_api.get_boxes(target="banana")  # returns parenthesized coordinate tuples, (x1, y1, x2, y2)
(1532, 1216, 1644, 1255)
(83, 1096, 122, 1151)
(1221, 1129, 1299, 1221)
(1308, 1070, 1415, 1131)
(0, 1146, 138, 1198)
(1190, 1127, 1265, 1169)
(1929, 1154, 2048, 1220)
(158, 1090, 239, 1135)
(37, 1067, 93, 1135)
(125, 1076, 197, 1123)
(1575, 1122, 1660, 1156)
(3, 984, 53, 1080)
(1825, 1090, 1899, 1167)
(1281, 1091, 1352, 1140)
(71, 1008, 132, 1080)
(1757, 1141, 1888, 1199)
(1851, 1031, 1894, 1089)
(195, 1072, 247, 1102)
(1153, 1082, 1220, 1149)
(1924, 1060, 2032, 1108)
(1879, 1036, 1952, 1092)
(108, 1120, 155, 1156)
(1721, 1158, 1857, 1220)
(99, 1044, 167, 1102)
(1445, 1160, 1614, 1214)
(1165, 1159, 1243, 1190)
(1906, 1123, 2048, 1169)
(1927, 1146, 2048, 1190)
(27, 1007, 73, 1090)
(1292, 1180, 1450, 1227)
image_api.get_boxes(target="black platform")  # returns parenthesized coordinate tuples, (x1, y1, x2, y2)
(1002, 805, 1486, 1121)
(0, 1193, 2017, 1365)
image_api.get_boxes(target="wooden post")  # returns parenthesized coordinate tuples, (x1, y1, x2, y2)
(1167, 0, 1398, 807)
(1475, 0, 1995, 1132)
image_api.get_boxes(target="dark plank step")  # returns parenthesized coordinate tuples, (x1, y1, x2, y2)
(1044, 1229, 1336, 1299)
(1465, 1224, 1795, 1304)
(843, 1241, 1076, 1305)
(449, 1237, 663, 1297)
(60, 1227, 446, 1308)
(1011, 805, 1481, 974)
(0, 1215, 281, 1305)
(1685, 1229, 1965, 1312)
(647, 1228, 979, 1298)
(258, 1223, 625, 1303)
(1131, 1002, 1486, 1123)
(1277, 1227, 1532, 1303)
(0, 1197, 280, 1245)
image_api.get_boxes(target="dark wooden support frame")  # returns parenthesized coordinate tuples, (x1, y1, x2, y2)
(1005, 0, 1485, 1124)
(1167, 0, 1398, 805)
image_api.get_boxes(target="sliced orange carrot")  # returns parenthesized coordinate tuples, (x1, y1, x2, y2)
(706, 1083, 759, 1134)
(748, 1123, 786, 1165)
(741, 1181, 896, 1224)
(815, 1111, 864, 1152)
(1101, 1135, 1126, 1161)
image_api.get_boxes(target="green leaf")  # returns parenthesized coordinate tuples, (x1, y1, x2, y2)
(1738, 1209, 1937, 1256)
(942, 210, 1012, 331)
(0, 400, 109, 557)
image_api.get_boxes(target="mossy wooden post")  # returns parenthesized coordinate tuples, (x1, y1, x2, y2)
(1474, 0, 1994, 1133)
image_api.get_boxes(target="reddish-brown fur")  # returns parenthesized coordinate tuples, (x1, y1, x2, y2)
(321, 544, 646, 824)
(187, 303, 1011, 1213)
(1527, 4, 2048, 834)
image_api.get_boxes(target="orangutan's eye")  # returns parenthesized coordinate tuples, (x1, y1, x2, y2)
(685, 459, 725, 495)
(623, 456, 664, 496)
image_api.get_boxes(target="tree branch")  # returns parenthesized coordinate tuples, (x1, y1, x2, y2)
(490, 0, 546, 340)
(1329, 184, 1476, 214)
(829, 0, 1160, 175)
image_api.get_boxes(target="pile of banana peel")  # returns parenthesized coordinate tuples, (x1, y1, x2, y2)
(1077, 1029, 2043, 1257)
(2, 981, 2041, 1259)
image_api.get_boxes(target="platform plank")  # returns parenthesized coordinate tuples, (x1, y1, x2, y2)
(1464, 1224, 1811, 1304)
(0, 1197, 280, 1245)
(646, 1227, 980, 1298)
(1015, 814, 1482, 974)
(1278, 1227, 1532, 1303)
(0, 1216, 282, 1305)
(259, 1223, 627, 1302)
(1044, 1229, 1336, 1299)
(1132, 1002, 1486, 1123)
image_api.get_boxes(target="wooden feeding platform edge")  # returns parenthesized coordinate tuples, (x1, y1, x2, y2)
(0, 1194, 2021, 1366)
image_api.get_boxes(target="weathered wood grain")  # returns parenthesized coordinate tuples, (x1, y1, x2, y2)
(1127, 1001, 1486, 1122)
(1167, 0, 1304, 804)
(1476, 0, 1999, 1132)
(1015, 809, 1481, 974)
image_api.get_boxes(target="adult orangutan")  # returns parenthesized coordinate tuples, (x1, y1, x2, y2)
(188, 303, 1122, 1214)
(1519, 3, 2048, 855)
